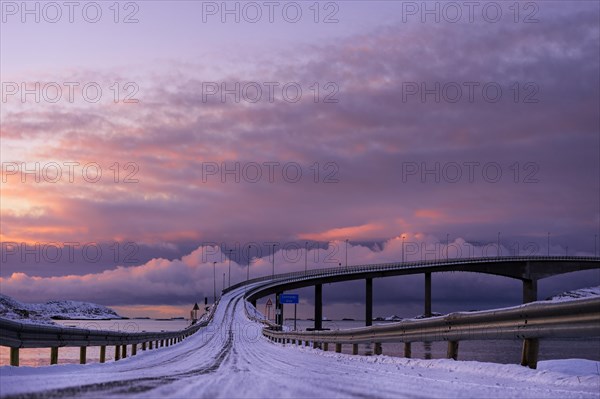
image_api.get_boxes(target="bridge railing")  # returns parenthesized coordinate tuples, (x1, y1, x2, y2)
(261, 297, 600, 369)
(224, 256, 600, 295)
(0, 301, 218, 367)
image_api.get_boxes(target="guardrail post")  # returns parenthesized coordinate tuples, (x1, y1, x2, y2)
(10, 347, 19, 367)
(323, 342, 329, 351)
(520, 338, 539, 369)
(100, 346, 106, 363)
(447, 341, 459, 360)
(122, 344, 127, 358)
(404, 342, 411, 358)
(79, 347, 87, 364)
(352, 344, 358, 355)
(335, 343, 342, 353)
(374, 343, 382, 355)
(50, 347, 58, 365)
(132, 344, 137, 356)
(114, 346, 121, 361)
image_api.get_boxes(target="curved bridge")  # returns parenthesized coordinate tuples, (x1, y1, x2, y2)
(240, 256, 600, 330)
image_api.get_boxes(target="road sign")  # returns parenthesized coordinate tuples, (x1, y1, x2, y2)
(279, 294, 299, 304)
(266, 298, 273, 306)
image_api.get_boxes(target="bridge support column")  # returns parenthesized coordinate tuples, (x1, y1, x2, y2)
(132, 344, 137, 356)
(314, 284, 323, 330)
(335, 343, 342, 353)
(365, 278, 373, 326)
(100, 346, 106, 363)
(404, 342, 411, 358)
(522, 279, 538, 303)
(114, 346, 120, 361)
(323, 342, 329, 351)
(122, 345, 127, 358)
(424, 272, 432, 317)
(521, 338, 539, 369)
(352, 343, 358, 355)
(447, 341, 459, 360)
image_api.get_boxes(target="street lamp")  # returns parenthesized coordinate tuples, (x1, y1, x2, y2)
(402, 235, 406, 263)
(547, 232, 550, 256)
(247, 245, 252, 282)
(497, 232, 501, 257)
(305, 241, 308, 272)
(228, 249, 232, 287)
(272, 243, 277, 278)
(213, 261, 217, 304)
(595, 235, 598, 257)
(446, 233, 449, 261)
(345, 239, 349, 268)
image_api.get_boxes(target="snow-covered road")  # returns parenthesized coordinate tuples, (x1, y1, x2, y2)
(1, 288, 599, 398)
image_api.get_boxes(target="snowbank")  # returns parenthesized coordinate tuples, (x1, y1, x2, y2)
(0, 294, 123, 325)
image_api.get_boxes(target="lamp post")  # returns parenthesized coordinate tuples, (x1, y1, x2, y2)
(213, 261, 217, 304)
(595, 235, 597, 257)
(547, 232, 550, 256)
(305, 241, 308, 272)
(272, 243, 276, 278)
(566, 246, 568, 256)
(222, 273, 225, 291)
(247, 245, 252, 282)
(402, 235, 406, 263)
(345, 239, 349, 268)
(446, 233, 449, 261)
(497, 232, 501, 257)
(228, 249, 232, 287)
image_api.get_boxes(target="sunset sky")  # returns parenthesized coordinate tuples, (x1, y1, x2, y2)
(1, 1, 599, 319)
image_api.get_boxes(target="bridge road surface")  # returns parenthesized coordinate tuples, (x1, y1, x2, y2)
(1, 287, 599, 399)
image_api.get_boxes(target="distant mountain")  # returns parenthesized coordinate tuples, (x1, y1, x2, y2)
(0, 294, 123, 325)
(547, 286, 600, 302)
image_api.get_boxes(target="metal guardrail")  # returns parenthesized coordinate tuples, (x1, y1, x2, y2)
(0, 302, 218, 366)
(262, 297, 600, 369)
(224, 256, 600, 295)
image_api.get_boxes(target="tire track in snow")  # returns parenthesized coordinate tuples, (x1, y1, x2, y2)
(4, 298, 240, 399)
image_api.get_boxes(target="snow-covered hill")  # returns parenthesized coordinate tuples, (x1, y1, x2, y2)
(547, 286, 600, 302)
(0, 294, 123, 325)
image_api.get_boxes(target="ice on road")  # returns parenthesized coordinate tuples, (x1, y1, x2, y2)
(1, 288, 599, 398)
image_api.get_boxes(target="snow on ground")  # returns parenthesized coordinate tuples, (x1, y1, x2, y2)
(0, 287, 598, 399)
(0, 294, 122, 325)
(548, 286, 600, 302)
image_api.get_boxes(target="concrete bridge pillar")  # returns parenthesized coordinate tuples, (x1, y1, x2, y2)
(314, 284, 323, 330)
(424, 272, 432, 317)
(365, 278, 373, 326)
(275, 292, 284, 326)
(522, 279, 538, 303)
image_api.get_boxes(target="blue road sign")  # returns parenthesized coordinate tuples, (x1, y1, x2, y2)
(279, 294, 299, 304)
